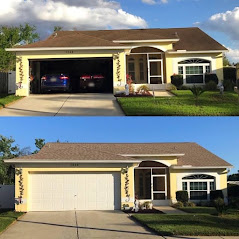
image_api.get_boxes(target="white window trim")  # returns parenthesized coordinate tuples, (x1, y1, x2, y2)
(182, 179, 215, 201)
(178, 63, 211, 85)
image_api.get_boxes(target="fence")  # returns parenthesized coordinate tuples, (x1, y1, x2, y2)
(0, 185, 15, 209)
(0, 71, 16, 94)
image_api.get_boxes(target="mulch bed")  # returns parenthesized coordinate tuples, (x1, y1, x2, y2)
(123, 208, 163, 214)
(114, 92, 153, 97)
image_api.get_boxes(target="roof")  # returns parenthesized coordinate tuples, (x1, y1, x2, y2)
(12, 27, 227, 52)
(7, 142, 232, 168)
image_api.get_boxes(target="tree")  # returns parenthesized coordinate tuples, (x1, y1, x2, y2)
(54, 26, 63, 32)
(0, 23, 39, 71)
(190, 85, 206, 106)
(228, 170, 239, 181)
(0, 135, 20, 184)
(223, 54, 231, 66)
(33, 138, 45, 154)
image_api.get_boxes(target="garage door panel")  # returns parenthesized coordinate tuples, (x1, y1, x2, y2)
(30, 172, 120, 211)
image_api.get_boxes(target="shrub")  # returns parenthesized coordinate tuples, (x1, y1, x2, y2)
(171, 75, 183, 88)
(179, 85, 189, 90)
(223, 79, 234, 91)
(210, 190, 224, 201)
(205, 81, 218, 91)
(190, 85, 206, 106)
(228, 184, 239, 198)
(173, 201, 184, 208)
(176, 191, 189, 203)
(237, 79, 239, 89)
(185, 201, 196, 207)
(137, 85, 150, 94)
(166, 84, 177, 91)
(205, 73, 219, 84)
(214, 198, 226, 215)
(229, 197, 239, 209)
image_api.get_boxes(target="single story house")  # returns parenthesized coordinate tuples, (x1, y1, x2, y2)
(6, 27, 227, 96)
(5, 142, 232, 212)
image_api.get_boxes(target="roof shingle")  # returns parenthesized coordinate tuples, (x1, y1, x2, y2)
(13, 142, 232, 167)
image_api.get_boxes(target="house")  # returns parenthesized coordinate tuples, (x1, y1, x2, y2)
(6, 27, 227, 96)
(5, 142, 232, 212)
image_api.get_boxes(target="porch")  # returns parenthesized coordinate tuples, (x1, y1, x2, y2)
(126, 47, 167, 91)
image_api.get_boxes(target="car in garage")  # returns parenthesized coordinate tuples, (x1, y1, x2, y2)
(79, 73, 105, 92)
(41, 73, 71, 93)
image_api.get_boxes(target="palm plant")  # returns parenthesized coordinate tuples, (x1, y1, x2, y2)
(190, 85, 206, 106)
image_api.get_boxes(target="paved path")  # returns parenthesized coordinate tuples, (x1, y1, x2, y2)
(0, 93, 124, 116)
(154, 206, 188, 214)
(0, 211, 159, 239)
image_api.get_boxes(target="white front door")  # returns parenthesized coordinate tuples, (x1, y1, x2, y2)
(151, 175, 168, 206)
(30, 172, 121, 211)
(148, 59, 164, 84)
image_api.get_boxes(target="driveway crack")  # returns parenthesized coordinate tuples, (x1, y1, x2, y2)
(54, 94, 71, 116)
(75, 210, 80, 239)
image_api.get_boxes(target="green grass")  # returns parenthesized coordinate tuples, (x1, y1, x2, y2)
(132, 208, 239, 236)
(0, 94, 23, 109)
(117, 90, 239, 116)
(0, 210, 24, 233)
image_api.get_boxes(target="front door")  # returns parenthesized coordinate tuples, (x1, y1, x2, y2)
(151, 175, 167, 206)
(148, 59, 164, 84)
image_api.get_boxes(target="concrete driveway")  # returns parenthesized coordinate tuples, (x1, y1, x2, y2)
(0, 93, 124, 116)
(0, 211, 159, 239)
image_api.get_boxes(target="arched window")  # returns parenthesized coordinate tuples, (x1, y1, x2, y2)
(178, 58, 211, 84)
(182, 174, 215, 201)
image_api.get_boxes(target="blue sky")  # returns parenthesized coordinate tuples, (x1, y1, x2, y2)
(0, 117, 238, 174)
(1, 0, 239, 62)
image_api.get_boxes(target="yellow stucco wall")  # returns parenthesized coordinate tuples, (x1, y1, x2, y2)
(15, 50, 126, 96)
(15, 163, 135, 212)
(169, 168, 229, 203)
(15, 47, 225, 96)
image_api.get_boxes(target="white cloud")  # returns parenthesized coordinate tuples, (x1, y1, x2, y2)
(201, 7, 239, 42)
(226, 47, 239, 64)
(142, 0, 168, 5)
(0, 0, 147, 38)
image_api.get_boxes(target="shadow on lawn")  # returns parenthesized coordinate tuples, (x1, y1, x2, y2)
(133, 214, 239, 236)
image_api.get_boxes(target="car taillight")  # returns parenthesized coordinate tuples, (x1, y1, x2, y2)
(60, 76, 69, 80)
(41, 76, 47, 81)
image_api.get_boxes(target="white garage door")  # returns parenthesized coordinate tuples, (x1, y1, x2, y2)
(30, 173, 121, 211)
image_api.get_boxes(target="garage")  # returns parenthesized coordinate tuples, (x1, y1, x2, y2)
(29, 172, 121, 211)
(29, 58, 113, 94)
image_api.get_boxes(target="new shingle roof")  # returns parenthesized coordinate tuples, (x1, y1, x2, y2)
(12, 142, 232, 167)
(15, 27, 227, 51)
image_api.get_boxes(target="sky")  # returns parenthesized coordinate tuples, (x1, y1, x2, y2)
(0, 0, 239, 62)
(0, 117, 238, 174)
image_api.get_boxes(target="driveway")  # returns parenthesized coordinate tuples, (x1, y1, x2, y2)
(0, 93, 124, 116)
(0, 211, 159, 239)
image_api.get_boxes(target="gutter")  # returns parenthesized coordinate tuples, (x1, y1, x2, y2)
(167, 50, 228, 54)
(171, 165, 234, 169)
(5, 46, 132, 52)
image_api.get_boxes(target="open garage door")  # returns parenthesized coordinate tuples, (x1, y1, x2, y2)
(29, 172, 121, 211)
(29, 58, 113, 94)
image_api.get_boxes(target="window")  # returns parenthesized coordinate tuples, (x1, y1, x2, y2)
(182, 174, 215, 201)
(139, 59, 144, 82)
(178, 58, 211, 84)
(182, 182, 187, 191)
(178, 66, 183, 75)
(128, 58, 135, 81)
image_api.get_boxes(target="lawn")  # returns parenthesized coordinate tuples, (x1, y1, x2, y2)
(0, 94, 23, 109)
(0, 210, 24, 233)
(117, 90, 239, 116)
(132, 207, 239, 236)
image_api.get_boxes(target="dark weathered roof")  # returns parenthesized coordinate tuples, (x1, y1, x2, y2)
(12, 142, 232, 167)
(15, 27, 227, 51)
